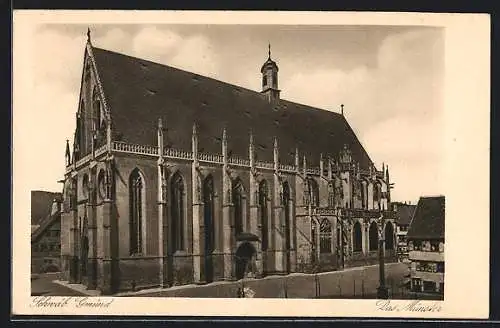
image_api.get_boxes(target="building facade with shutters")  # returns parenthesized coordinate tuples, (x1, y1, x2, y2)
(31, 193, 63, 274)
(407, 196, 445, 296)
(59, 33, 398, 295)
(392, 202, 416, 263)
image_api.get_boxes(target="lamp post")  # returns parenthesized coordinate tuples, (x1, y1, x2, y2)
(376, 212, 389, 299)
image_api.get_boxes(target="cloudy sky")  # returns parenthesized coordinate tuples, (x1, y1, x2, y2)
(26, 24, 444, 203)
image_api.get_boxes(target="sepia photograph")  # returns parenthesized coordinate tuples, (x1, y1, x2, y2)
(13, 11, 489, 318)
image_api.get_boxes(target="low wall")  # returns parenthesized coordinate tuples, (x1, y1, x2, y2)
(132, 262, 409, 299)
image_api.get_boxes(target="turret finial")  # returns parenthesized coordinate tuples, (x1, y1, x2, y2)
(268, 43, 271, 59)
(87, 27, 91, 43)
(341, 104, 344, 115)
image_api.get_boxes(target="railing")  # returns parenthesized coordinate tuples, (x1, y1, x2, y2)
(113, 141, 158, 155)
(280, 164, 296, 172)
(306, 167, 321, 175)
(164, 148, 192, 160)
(65, 142, 388, 183)
(95, 144, 107, 157)
(198, 152, 223, 163)
(74, 153, 92, 168)
(228, 157, 250, 167)
(255, 161, 274, 169)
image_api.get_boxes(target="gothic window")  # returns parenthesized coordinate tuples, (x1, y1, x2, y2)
(259, 180, 269, 250)
(171, 172, 185, 251)
(84, 63, 91, 82)
(282, 181, 291, 251)
(262, 75, 267, 87)
(353, 221, 362, 252)
(82, 174, 89, 200)
(272, 71, 277, 88)
(305, 178, 319, 207)
(232, 179, 244, 236)
(385, 222, 394, 250)
(328, 181, 335, 207)
(97, 170, 106, 200)
(129, 169, 144, 255)
(374, 183, 382, 205)
(79, 101, 86, 154)
(319, 218, 332, 254)
(203, 175, 215, 253)
(369, 221, 379, 251)
(92, 87, 101, 132)
(360, 181, 366, 209)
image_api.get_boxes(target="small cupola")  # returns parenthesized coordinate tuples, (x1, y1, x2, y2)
(261, 43, 280, 103)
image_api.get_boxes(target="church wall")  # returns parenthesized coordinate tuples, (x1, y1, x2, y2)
(317, 176, 329, 208)
(113, 154, 159, 257)
(295, 215, 312, 272)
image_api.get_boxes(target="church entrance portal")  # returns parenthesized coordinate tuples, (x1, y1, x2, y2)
(235, 242, 257, 280)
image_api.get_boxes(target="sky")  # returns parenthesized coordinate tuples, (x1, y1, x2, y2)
(26, 24, 444, 203)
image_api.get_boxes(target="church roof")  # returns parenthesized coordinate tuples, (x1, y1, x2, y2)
(395, 203, 416, 226)
(92, 46, 374, 167)
(407, 196, 445, 240)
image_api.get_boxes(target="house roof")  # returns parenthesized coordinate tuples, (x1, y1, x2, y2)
(31, 209, 61, 243)
(407, 196, 445, 240)
(31, 191, 62, 225)
(92, 46, 374, 168)
(395, 203, 416, 226)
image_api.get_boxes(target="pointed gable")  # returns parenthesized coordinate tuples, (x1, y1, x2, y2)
(91, 46, 374, 168)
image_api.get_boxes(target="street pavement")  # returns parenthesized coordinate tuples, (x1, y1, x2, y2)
(31, 272, 85, 296)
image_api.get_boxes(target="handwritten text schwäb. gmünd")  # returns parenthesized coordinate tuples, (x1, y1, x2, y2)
(30, 296, 114, 309)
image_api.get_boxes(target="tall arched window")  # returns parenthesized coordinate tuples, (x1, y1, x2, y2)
(361, 181, 366, 209)
(356, 181, 363, 208)
(203, 175, 215, 254)
(82, 174, 89, 200)
(79, 101, 86, 154)
(385, 222, 394, 250)
(232, 179, 244, 236)
(282, 182, 291, 251)
(171, 172, 185, 251)
(305, 178, 319, 207)
(374, 183, 381, 206)
(259, 180, 269, 250)
(129, 169, 144, 255)
(353, 221, 362, 252)
(319, 218, 332, 253)
(328, 181, 335, 207)
(92, 87, 101, 132)
(369, 221, 379, 251)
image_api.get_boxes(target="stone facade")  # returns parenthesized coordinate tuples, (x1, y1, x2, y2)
(59, 36, 398, 295)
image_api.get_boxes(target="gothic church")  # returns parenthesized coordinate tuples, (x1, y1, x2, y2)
(60, 32, 397, 294)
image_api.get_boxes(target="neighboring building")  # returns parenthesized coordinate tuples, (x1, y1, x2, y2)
(31, 192, 63, 273)
(59, 33, 398, 295)
(407, 196, 445, 296)
(392, 201, 416, 262)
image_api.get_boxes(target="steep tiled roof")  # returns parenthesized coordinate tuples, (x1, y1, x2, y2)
(407, 196, 445, 240)
(92, 47, 374, 168)
(31, 191, 61, 225)
(395, 203, 416, 226)
(31, 210, 61, 243)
